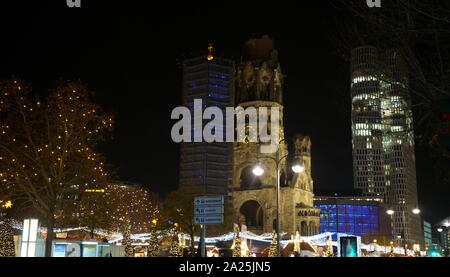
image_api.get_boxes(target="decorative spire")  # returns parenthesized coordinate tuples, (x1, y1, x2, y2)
(207, 44, 214, 61)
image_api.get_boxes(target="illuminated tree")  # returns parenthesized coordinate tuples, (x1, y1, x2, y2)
(268, 231, 277, 257)
(83, 193, 109, 238)
(106, 184, 159, 234)
(0, 78, 113, 256)
(0, 218, 15, 257)
(232, 230, 242, 257)
(58, 182, 160, 240)
(324, 235, 334, 257)
(123, 227, 134, 257)
(168, 235, 182, 257)
(147, 233, 160, 257)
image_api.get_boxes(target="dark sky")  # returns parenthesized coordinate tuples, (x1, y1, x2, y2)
(0, 1, 447, 225)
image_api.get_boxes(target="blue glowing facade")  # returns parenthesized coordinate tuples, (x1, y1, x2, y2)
(179, 55, 235, 195)
(314, 195, 391, 241)
(316, 204, 379, 236)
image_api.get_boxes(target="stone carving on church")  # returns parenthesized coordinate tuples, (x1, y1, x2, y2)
(236, 36, 284, 104)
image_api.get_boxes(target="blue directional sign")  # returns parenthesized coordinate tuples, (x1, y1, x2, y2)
(194, 196, 224, 206)
(194, 215, 223, 225)
(195, 206, 223, 215)
(194, 196, 224, 225)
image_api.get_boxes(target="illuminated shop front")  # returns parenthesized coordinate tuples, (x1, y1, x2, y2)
(314, 195, 391, 243)
(52, 240, 114, 257)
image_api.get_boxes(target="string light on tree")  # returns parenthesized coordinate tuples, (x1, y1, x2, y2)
(0, 218, 15, 257)
(169, 235, 182, 257)
(232, 229, 242, 257)
(268, 231, 277, 257)
(123, 227, 134, 257)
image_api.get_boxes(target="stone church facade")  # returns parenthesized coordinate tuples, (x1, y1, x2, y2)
(230, 36, 320, 238)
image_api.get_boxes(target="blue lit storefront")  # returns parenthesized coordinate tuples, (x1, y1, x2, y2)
(314, 196, 392, 243)
(52, 240, 116, 257)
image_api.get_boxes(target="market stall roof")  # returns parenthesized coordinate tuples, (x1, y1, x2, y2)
(282, 241, 316, 253)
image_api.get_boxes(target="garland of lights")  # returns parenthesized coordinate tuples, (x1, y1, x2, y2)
(1, 219, 424, 255)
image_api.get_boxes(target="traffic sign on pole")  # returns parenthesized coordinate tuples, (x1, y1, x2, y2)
(193, 196, 225, 257)
(193, 196, 224, 226)
(194, 196, 224, 206)
(194, 216, 223, 225)
(195, 206, 223, 215)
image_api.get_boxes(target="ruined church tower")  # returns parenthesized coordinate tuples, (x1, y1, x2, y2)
(231, 36, 320, 237)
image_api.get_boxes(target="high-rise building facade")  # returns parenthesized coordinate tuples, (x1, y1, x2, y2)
(350, 46, 423, 245)
(179, 48, 235, 195)
(437, 217, 450, 256)
(423, 221, 433, 248)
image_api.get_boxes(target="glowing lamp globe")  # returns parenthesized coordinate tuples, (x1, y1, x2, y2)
(292, 165, 304, 174)
(252, 165, 264, 176)
(291, 158, 305, 173)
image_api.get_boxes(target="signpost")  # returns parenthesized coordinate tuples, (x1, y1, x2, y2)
(194, 216, 223, 225)
(194, 196, 224, 257)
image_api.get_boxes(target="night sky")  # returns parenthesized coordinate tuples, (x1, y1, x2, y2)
(0, 1, 447, 225)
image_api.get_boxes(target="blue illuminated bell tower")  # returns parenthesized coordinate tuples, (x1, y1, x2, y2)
(179, 45, 235, 195)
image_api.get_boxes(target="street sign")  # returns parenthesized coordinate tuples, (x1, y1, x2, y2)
(193, 196, 225, 257)
(194, 216, 223, 225)
(193, 196, 224, 226)
(195, 206, 223, 215)
(194, 196, 224, 206)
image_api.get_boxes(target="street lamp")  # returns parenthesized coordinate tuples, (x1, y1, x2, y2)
(252, 140, 304, 257)
(386, 207, 421, 243)
(291, 158, 305, 174)
(386, 210, 395, 246)
(437, 228, 443, 233)
(252, 163, 265, 176)
(389, 241, 395, 255)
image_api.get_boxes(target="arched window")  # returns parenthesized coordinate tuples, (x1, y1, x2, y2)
(300, 221, 308, 236)
(240, 200, 264, 228)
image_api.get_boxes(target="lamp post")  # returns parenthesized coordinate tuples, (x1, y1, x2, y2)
(387, 209, 394, 242)
(389, 241, 395, 256)
(386, 207, 421, 256)
(252, 140, 304, 257)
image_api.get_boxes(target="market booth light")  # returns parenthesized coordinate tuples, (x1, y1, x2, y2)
(20, 219, 39, 257)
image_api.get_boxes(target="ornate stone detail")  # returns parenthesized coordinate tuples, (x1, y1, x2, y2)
(236, 36, 283, 104)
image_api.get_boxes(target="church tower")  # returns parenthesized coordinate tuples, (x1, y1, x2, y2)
(231, 36, 320, 237)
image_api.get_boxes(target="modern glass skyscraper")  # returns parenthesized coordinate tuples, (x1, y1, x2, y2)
(179, 48, 235, 195)
(350, 46, 423, 246)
